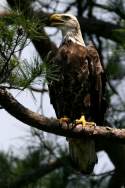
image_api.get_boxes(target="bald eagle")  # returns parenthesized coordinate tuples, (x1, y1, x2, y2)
(48, 13, 107, 174)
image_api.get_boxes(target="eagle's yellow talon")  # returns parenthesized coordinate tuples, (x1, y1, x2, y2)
(75, 115, 96, 127)
(59, 116, 69, 124)
(75, 115, 86, 126)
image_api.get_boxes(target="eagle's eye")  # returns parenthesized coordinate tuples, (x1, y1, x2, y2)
(62, 15, 70, 20)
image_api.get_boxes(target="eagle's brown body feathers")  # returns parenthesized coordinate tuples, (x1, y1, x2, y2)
(49, 41, 106, 124)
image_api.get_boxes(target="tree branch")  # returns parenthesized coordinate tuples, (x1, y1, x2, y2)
(93, 2, 125, 19)
(0, 88, 125, 143)
(78, 17, 124, 44)
(29, 86, 48, 93)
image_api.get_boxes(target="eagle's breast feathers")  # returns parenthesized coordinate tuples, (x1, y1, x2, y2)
(48, 41, 106, 123)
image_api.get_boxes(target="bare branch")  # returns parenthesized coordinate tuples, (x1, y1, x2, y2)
(93, 2, 125, 19)
(29, 86, 48, 93)
(78, 16, 124, 44)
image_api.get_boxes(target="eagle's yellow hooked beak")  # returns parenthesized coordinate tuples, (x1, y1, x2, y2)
(49, 14, 64, 25)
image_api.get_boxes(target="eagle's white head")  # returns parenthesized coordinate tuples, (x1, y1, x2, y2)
(50, 13, 85, 46)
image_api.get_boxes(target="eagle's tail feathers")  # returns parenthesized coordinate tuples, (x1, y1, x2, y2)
(68, 138, 97, 174)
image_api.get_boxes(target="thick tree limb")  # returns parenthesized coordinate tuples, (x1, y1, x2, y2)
(78, 17, 124, 43)
(0, 88, 125, 143)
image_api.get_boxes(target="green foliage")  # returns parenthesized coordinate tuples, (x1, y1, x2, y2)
(8, 56, 60, 89)
(106, 47, 125, 80)
(2, 10, 44, 40)
(112, 29, 125, 45)
(0, 10, 59, 88)
(0, 152, 14, 187)
(0, 10, 42, 84)
(40, 168, 70, 188)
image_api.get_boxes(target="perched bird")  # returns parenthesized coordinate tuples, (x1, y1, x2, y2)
(48, 13, 107, 174)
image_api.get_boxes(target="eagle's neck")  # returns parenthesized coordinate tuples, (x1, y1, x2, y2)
(62, 28, 85, 46)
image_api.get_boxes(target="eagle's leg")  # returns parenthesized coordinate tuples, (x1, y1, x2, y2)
(75, 115, 96, 127)
(59, 116, 69, 124)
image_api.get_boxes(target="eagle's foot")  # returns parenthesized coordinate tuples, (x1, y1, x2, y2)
(75, 115, 96, 127)
(59, 116, 69, 124)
